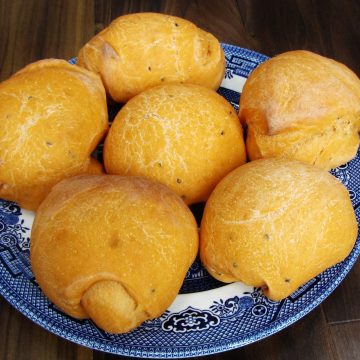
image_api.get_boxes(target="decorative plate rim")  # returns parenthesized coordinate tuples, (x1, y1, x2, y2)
(1, 231, 359, 358)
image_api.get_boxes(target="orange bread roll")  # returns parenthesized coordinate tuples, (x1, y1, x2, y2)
(239, 51, 360, 170)
(104, 83, 246, 205)
(30, 175, 199, 333)
(200, 158, 358, 301)
(77, 13, 225, 103)
(0, 59, 108, 210)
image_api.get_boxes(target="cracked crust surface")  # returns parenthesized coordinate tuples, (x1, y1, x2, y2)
(30, 175, 199, 333)
(77, 13, 225, 103)
(0, 59, 108, 210)
(200, 158, 358, 301)
(104, 83, 246, 205)
(239, 50, 360, 170)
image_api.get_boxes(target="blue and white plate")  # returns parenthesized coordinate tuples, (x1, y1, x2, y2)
(1, 45, 360, 358)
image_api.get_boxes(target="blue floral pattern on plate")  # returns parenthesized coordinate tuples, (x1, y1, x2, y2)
(1, 44, 359, 358)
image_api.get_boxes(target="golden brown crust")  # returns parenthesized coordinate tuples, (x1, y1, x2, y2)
(239, 50, 360, 170)
(77, 13, 225, 103)
(30, 175, 199, 333)
(85, 157, 105, 174)
(103, 83, 246, 204)
(0, 59, 109, 210)
(81, 280, 149, 333)
(200, 158, 358, 300)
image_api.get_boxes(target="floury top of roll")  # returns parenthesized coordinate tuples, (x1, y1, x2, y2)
(77, 13, 226, 103)
(239, 50, 360, 170)
(103, 83, 246, 205)
(0, 59, 108, 210)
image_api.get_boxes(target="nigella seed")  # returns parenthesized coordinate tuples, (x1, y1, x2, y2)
(45, 141, 53, 147)
(151, 288, 156, 293)
(157, 162, 162, 167)
(220, 130, 225, 136)
(161, 77, 165, 82)
(264, 234, 270, 240)
(233, 262, 238, 268)
(176, 178, 182, 184)
(285, 278, 291, 283)
(28, 96, 33, 100)
(148, 66, 152, 71)
(174, 23, 179, 27)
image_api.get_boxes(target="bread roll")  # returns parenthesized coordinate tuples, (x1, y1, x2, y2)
(104, 83, 246, 205)
(239, 50, 360, 170)
(200, 158, 358, 301)
(77, 13, 225, 103)
(30, 175, 198, 333)
(0, 59, 108, 210)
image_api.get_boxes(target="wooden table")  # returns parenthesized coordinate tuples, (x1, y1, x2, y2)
(0, 1, 359, 359)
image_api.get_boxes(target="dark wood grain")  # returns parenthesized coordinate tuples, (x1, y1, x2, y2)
(330, 322, 360, 360)
(0, 296, 92, 360)
(323, 260, 360, 323)
(236, 0, 360, 75)
(0, 0, 359, 359)
(0, 0, 94, 81)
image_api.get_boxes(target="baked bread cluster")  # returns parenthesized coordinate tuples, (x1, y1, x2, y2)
(0, 12, 358, 334)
